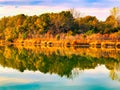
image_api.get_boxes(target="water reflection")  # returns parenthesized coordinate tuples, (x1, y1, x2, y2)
(0, 45, 120, 82)
(0, 65, 120, 90)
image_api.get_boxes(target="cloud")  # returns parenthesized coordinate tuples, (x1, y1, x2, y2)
(76, 7, 110, 21)
(0, 5, 110, 21)
(0, 0, 119, 8)
(0, 5, 68, 16)
(0, 0, 118, 21)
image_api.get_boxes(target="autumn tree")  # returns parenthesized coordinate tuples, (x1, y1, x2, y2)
(49, 11, 74, 34)
(110, 7, 120, 24)
(74, 16, 98, 34)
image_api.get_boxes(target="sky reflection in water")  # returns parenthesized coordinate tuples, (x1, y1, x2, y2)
(0, 65, 120, 90)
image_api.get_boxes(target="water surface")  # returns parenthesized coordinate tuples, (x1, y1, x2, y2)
(0, 46, 120, 90)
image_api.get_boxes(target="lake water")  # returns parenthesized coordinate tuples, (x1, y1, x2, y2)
(0, 46, 120, 90)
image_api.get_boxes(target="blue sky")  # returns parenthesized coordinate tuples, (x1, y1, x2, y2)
(0, 0, 119, 7)
(0, 0, 120, 20)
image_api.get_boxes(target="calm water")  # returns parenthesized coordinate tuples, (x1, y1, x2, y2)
(0, 46, 120, 90)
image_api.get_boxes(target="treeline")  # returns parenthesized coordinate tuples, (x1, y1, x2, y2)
(0, 7, 120, 41)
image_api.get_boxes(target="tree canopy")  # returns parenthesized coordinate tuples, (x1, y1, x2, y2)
(0, 8, 120, 41)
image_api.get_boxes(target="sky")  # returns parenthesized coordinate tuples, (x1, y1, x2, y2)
(0, 0, 120, 21)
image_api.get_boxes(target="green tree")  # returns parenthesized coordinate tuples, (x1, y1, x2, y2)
(39, 13, 50, 34)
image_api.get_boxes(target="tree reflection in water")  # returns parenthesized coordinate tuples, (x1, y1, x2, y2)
(0, 46, 120, 81)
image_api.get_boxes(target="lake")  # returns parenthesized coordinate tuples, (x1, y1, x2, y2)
(0, 45, 120, 90)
